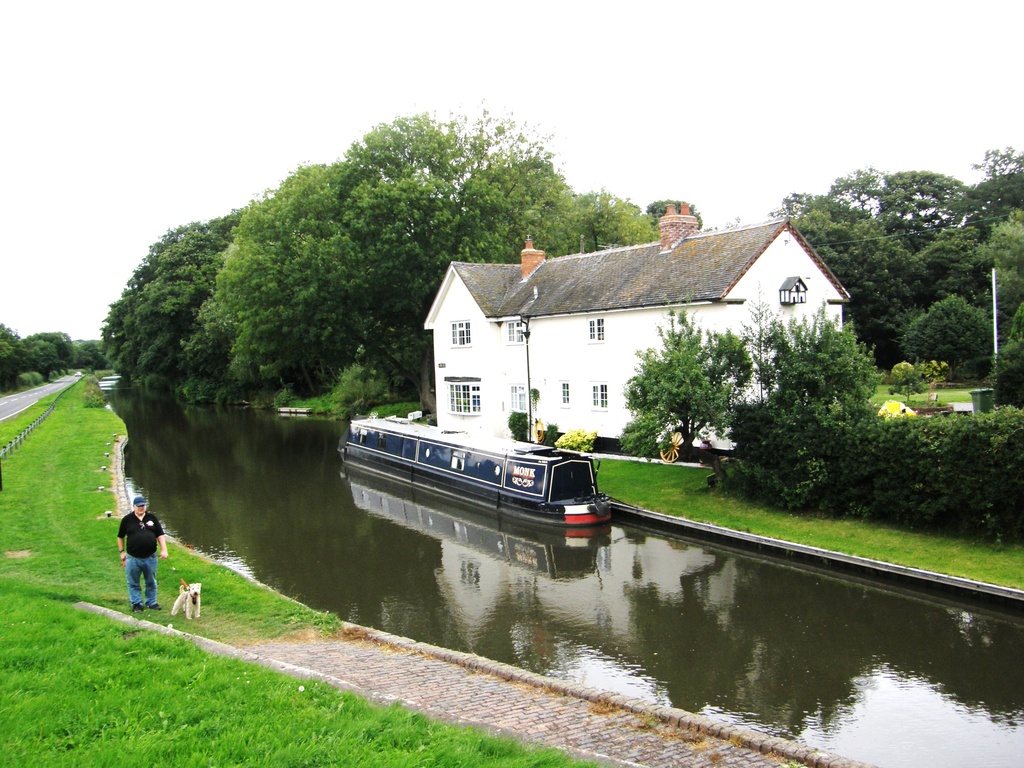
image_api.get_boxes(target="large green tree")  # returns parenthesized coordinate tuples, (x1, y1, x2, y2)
(621, 311, 751, 463)
(220, 113, 573, 406)
(776, 165, 981, 369)
(902, 295, 991, 381)
(965, 147, 1024, 234)
(22, 332, 75, 380)
(731, 306, 879, 510)
(217, 166, 356, 394)
(104, 212, 240, 386)
(978, 212, 1024, 340)
(0, 324, 26, 390)
(543, 189, 656, 255)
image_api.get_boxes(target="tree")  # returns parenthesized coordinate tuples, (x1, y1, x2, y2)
(995, 339, 1024, 407)
(876, 170, 967, 252)
(549, 190, 656, 254)
(995, 303, 1024, 406)
(0, 324, 27, 390)
(215, 113, 575, 405)
(331, 112, 573, 408)
(978, 212, 1024, 342)
(22, 332, 75, 379)
(104, 212, 240, 386)
(888, 361, 926, 402)
(73, 340, 108, 371)
(965, 147, 1024, 235)
(914, 228, 987, 308)
(621, 311, 751, 463)
(217, 166, 356, 394)
(902, 295, 991, 381)
(730, 305, 879, 510)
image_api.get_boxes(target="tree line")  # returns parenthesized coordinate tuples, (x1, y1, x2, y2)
(0, 327, 106, 391)
(98, 112, 1023, 413)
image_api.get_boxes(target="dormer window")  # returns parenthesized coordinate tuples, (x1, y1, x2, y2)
(779, 277, 808, 305)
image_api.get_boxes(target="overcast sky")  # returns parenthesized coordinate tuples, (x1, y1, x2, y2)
(1, 1, 1019, 341)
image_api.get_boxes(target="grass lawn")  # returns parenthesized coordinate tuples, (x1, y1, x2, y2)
(869, 382, 977, 407)
(0, 385, 599, 768)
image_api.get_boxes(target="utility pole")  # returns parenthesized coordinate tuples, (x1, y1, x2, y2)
(993, 268, 999, 358)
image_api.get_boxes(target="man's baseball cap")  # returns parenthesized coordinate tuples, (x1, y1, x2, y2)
(133, 496, 147, 506)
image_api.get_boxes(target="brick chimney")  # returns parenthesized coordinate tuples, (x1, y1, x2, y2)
(520, 237, 545, 278)
(659, 203, 699, 252)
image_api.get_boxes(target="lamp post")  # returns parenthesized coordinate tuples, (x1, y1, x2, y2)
(522, 316, 533, 441)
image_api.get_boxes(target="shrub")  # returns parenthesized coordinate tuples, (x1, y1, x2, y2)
(995, 340, 1024, 407)
(330, 364, 392, 417)
(888, 361, 926, 401)
(17, 371, 44, 388)
(555, 429, 597, 452)
(542, 422, 558, 447)
(80, 376, 107, 408)
(507, 411, 528, 441)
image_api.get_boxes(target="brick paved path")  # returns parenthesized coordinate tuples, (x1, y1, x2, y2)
(242, 624, 872, 768)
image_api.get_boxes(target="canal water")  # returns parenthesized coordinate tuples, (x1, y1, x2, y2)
(107, 388, 1024, 768)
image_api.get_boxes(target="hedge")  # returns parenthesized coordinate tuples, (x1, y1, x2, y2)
(733, 408, 1024, 542)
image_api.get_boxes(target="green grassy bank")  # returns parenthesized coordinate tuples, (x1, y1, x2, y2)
(0, 387, 597, 768)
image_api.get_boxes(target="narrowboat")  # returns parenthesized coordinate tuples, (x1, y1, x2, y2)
(339, 416, 611, 527)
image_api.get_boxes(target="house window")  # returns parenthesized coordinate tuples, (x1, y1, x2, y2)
(510, 384, 527, 412)
(448, 383, 481, 414)
(507, 320, 525, 344)
(561, 381, 570, 407)
(451, 320, 472, 346)
(592, 383, 608, 409)
(589, 318, 605, 342)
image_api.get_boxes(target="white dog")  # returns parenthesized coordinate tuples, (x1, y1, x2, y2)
(171, 579, 202, 619)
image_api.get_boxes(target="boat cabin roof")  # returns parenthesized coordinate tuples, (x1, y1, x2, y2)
(351, 417, 564, 459)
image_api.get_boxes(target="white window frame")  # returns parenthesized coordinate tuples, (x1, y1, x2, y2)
(560, 381, 570, 407)
(451, 320, 472, 347)
(448, 383, 481, 414)
(509, 384, 528, 413)
(506, 320, 525, 344)
(591, 382, 608, 410)
(588, 317, 605, 342)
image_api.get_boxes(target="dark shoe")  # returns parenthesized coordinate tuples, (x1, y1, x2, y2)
(148, 603, 162, 611)
(132, 604, 144, 613)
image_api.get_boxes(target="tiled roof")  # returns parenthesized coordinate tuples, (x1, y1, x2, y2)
(452, 218, 846, 319)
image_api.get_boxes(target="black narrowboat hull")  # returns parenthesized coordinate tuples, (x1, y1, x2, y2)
(339, 418, 611, 527)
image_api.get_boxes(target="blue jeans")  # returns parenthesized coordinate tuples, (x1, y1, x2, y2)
(125, 554, 158, 607)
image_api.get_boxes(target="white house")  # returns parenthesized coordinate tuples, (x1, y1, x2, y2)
(423, 205, 849, 448)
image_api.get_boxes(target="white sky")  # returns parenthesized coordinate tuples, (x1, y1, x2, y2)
(1, 1, 1019, 341)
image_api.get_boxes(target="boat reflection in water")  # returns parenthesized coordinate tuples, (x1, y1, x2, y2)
(343, 464, 611, 580)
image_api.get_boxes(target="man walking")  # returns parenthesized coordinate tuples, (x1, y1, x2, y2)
(117, 496, 169, 612)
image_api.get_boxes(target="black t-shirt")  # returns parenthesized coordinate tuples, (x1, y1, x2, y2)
(117, 512, 165, 557)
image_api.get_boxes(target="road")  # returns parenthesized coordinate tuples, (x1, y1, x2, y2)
(0, 375, 78, 422)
